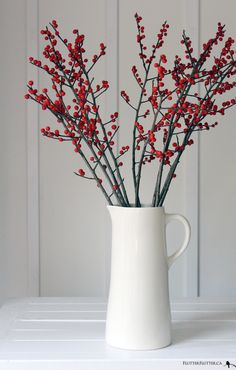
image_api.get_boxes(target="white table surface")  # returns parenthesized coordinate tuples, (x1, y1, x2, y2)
(0, 297, 236, 370)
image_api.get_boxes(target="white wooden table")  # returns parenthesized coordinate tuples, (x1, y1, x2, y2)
(0, 298, 236, 370)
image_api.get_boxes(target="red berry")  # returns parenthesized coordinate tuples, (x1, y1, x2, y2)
(78, 169, 85, 176)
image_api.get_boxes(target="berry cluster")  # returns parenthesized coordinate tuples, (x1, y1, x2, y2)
(121, 16, 236, 206)
(25, 20, 129, 206)
(25, 15, 236, 207)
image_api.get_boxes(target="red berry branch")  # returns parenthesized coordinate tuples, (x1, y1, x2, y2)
(25, 16, 236, 207)
(25, 20, 130, 206)
(122, 14, 236, 207)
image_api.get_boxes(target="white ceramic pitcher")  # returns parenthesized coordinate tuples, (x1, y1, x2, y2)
(106, 205, 191, 350)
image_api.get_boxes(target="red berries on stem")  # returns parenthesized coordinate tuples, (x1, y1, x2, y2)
(78, 169, 85, 176)
(25, 15, 236, 207)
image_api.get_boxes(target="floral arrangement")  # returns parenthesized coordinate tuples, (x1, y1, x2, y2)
(25, 15, 236, 207)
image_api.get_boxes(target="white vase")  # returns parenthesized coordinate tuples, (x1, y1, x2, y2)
(106, 205, 191, 350)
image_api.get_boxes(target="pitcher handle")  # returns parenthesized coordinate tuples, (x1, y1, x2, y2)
(165, 213, 191, 269)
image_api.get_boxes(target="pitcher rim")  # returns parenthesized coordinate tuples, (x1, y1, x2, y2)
(107, 204, 164, 210)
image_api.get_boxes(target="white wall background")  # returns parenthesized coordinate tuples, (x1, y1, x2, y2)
(0, 0, 28, 305)
(0, 0, 236, 304)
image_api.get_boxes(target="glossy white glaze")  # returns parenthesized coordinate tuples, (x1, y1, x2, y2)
(106, 206, 191, 350)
